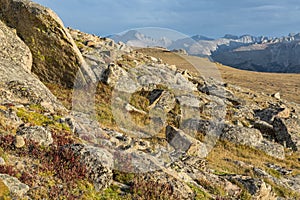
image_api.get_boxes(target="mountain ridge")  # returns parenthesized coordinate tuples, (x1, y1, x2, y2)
(109, 30, 300, 73)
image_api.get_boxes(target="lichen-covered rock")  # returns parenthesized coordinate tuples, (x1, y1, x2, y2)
(220, 124, 286, 159)
(0, 20, 31, 76)
(17, 126, 53, 146)
(273, 117, 297, 150)
(67, 144, 113, 191)
(283, 115, 300, 151)
(284, 175, 300, 192)
(221, 125, 263, 146)
(256, 140, 285, 159)
(0, 174, 29, 198)
(0, 20, 65, 112)
(0, 0, 96, 87)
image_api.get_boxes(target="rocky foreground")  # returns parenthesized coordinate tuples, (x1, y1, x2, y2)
(0, 0, 299, 199)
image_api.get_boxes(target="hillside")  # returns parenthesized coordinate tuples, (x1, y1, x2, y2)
(136, 48, 300, 104)
(0, 1, 299, 199)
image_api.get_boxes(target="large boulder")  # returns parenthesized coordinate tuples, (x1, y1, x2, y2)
(221, 124, 285, 159)
(0, 0, 95, 87)
(0, 20, 64, 112)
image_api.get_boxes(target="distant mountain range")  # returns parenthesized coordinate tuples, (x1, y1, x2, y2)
(109, 31, 300, 73)
(109, 30, 272, 56)
(109, 30, 173, 48)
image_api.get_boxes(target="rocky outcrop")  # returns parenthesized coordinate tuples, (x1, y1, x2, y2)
(0, 0, 96, 87)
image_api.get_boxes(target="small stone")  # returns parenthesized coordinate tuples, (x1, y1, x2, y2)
(168, 64, 177, 71)
(166, 125, 208, 158)
(14, 135, 25, 148)
(85, 40, 96, 47)
(256, 140, 285, 159)
(0, 157, 5, 165)
(150, 56, 158, 62)
(272, 92, 281, 100)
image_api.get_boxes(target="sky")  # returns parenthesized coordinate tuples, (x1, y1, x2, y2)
(34, 0, 300, 38)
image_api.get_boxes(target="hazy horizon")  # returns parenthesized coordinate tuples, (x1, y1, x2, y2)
(34, 0, 300, 38)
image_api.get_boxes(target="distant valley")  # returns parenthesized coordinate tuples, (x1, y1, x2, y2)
(110, 30, 300, 73)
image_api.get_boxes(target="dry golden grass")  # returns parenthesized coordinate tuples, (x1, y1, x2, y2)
(136, 48, 300, 104)
(207, 140, 300, 198)
(207, 140, 300, 176)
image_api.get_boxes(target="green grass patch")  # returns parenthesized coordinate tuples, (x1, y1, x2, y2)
(188, 183, 212, 200)
(113, 170, 135, 185)
(100, 184, 131, 200)
(16, 107, 70, 131)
